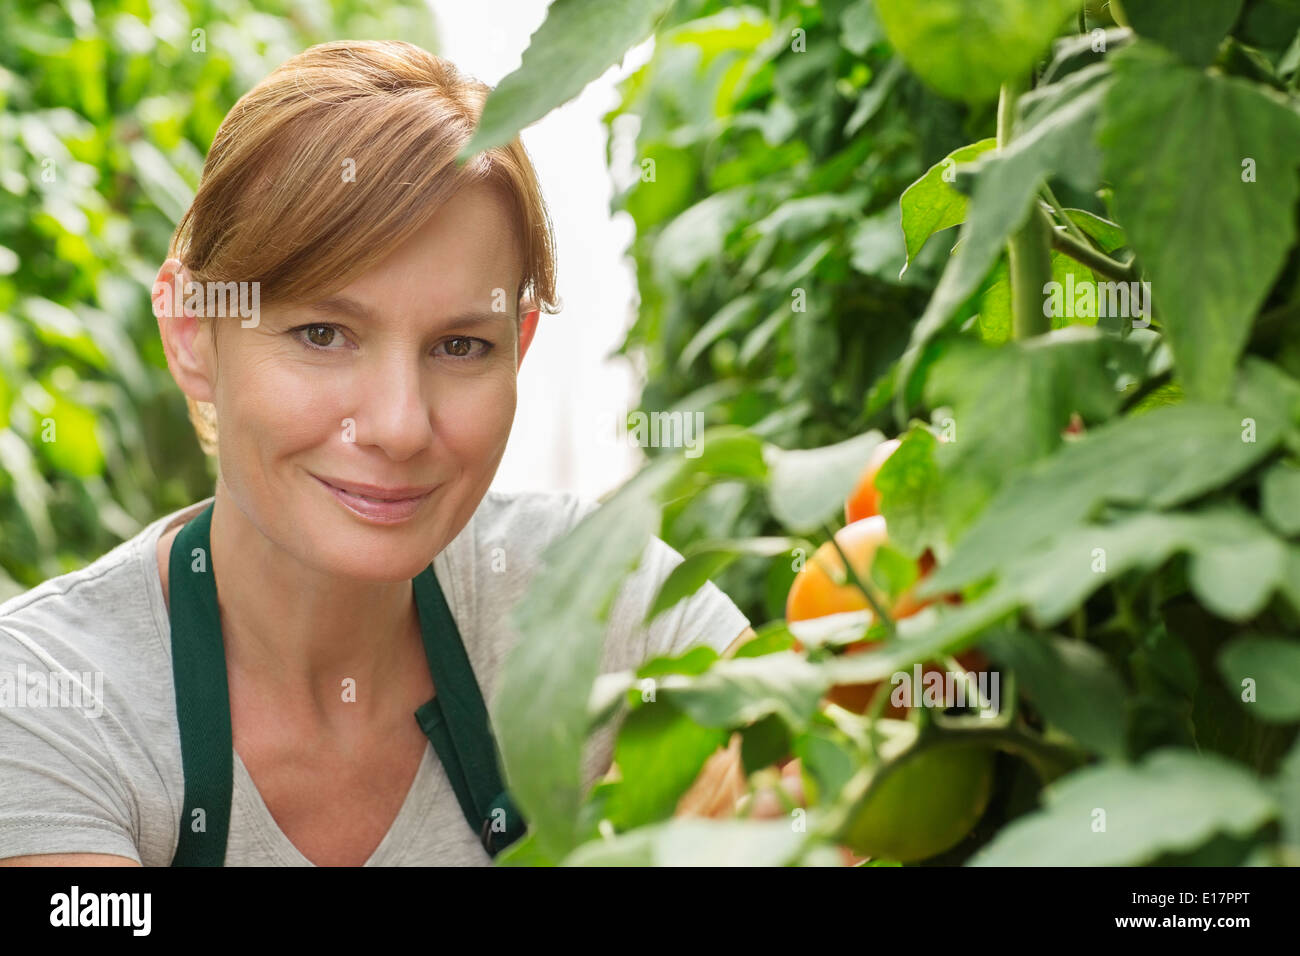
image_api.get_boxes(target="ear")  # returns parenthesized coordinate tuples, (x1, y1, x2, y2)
(153, 257, 217, 404)
(517, 306, 540, 369)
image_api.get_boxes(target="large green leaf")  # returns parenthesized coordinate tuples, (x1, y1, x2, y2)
(458, 0, 674, 158)
(923, 396, 1286, 596)
(495, 461, 676, 858)
(974, 506, 1291, 624)
(969, 749, 1278, 865)
(898, 138, 997, 273)
(763, 430, 886, 533)
(1099, 42, 1300, 401)
(980, 630, 1129, 760)
(1217, 636, 1300, 723)
(606, 700, 727, 829)
(874, 0, 1083, 102)
(883, 328, 1140, 555)
(1122, 0, 1244, 66)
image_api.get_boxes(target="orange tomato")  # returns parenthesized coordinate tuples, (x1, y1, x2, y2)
(786, 516, 984, 718)
(844, 439, 901, 524)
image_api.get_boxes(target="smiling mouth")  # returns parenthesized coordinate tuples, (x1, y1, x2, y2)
(310, 473, 437, 523)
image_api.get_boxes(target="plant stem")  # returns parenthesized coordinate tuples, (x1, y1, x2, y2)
(1050, 228, 1139, 283)
(821, 522, 895, 635)
(1011, 208, 1055, 340)
(1119, 368, 1173, 412)
(999, 79, 1053, 341)
(926, 723, 1088, 785)
(1040, 186, 1091, 245)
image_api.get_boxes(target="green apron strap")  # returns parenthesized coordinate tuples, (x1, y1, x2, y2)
(168, 502, 233, 866)
(168, 500, 526, 865)
(412, 564, 527, 857)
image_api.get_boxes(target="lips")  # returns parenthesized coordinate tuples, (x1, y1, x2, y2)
(311, 473, 437, 524)
(314, 475, 439, 501)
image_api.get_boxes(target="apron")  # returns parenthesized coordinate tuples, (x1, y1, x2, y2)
(166, 501, 526, 865)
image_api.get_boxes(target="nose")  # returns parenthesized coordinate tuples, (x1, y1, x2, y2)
(352, 351, 435, 461)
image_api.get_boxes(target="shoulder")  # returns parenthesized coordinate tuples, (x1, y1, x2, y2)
(0, 511, 176, 670)
(0, 506, 197, 865)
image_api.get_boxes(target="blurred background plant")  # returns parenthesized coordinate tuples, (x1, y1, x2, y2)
(0, 0, 437, 598)
(602, 0, 983, 627)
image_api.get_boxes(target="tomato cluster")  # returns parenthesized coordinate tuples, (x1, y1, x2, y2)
(783, 438, 995, 862)
(786, 439, 986, 717)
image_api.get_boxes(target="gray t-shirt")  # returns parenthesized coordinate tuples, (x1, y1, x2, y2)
(0, 490, 750, 865)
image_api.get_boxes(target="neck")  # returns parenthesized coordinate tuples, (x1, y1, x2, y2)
(206, 478, 423, 721)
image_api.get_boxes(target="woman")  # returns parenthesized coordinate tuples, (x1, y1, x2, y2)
(0, 40, 755, 866)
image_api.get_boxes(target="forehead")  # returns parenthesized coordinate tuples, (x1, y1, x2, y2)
(337, 181, 524, 317)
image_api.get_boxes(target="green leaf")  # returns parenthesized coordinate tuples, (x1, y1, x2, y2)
(1278, 737, 1300, 861)
(1217, 636, 1300, 723)
(840, 0, 885, 56)
(1062, 208, 1127, 253)
(919, 328, 1138, 547)
(763, 430, 886, 533)
(874, 0, 1083, 102)
(644, 536, 800, 625)
(668, 426, 769, 485)
(825, 594, 1023, 685)
(898, 138, 997, 273)
(980, 630, 1129, 760)
(644, 550, 735, 624)
(678, 294, 760, 371)
(1262, 460, 1300, 537)
(655, 652, 828, 731)
(874, 426, 945, 558)
(637, 646, 721, 680)
(869, 540, 920, 602)
(969, 748, 1278, 865)
(740, 713, 791, 773)
(459, 0, 674, 158)
(654, 186, 755, 282)
(606, 700, 727, 829)
(39, 392, 104, 479)
(844, 58, 905, 137)
(496, 460, 677, 859)
(1123, 0, 1244, 66)
(563, 816, 813, 866)
(896, 62, 1114, 411)
(924, 401, 1285, 597)
(977, 250, 1101, 344)
(1099, 42, 1300, 401)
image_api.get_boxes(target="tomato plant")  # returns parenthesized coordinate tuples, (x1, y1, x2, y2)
(465, 0, 1300, 867)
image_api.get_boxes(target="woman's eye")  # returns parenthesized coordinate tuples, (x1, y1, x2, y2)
(292, 324, 348, 350)
(440, 337, 494, 360)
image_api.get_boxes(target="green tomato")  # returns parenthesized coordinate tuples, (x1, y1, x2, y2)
(840, 740, 994, 863)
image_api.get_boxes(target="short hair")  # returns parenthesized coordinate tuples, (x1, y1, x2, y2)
(166, 40, 559, 456)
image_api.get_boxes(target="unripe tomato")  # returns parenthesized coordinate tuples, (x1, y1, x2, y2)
(840, 740, 994, 863)
(845, 439, 901, 524)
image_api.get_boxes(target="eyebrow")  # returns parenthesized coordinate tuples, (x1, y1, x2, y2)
(301, 293, 515, 327)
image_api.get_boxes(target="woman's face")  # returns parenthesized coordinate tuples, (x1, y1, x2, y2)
(195, 182, 536, 582)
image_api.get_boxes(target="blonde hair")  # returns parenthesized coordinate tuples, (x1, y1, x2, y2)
(167, 40, 559, 456)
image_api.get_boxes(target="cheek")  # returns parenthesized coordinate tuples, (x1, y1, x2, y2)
(432, 369, 518, 456)
(217, 347, 348, 462)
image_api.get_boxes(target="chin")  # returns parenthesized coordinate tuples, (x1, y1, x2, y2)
(315, 541, 434, 583)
